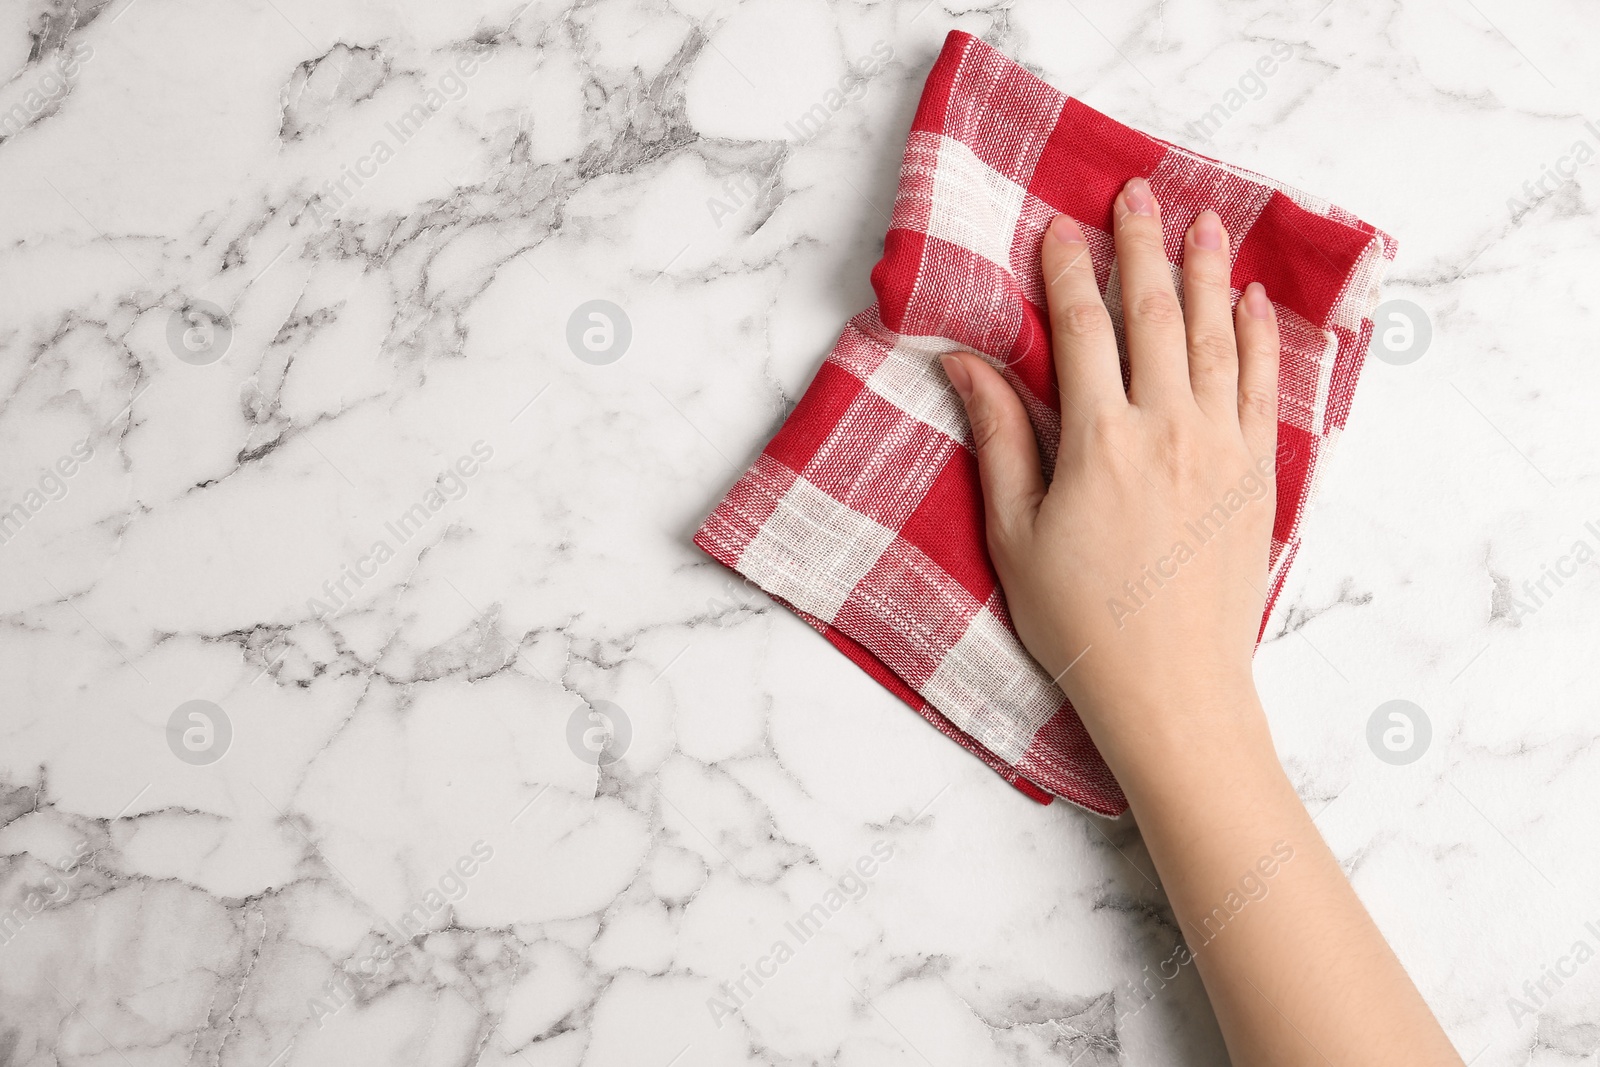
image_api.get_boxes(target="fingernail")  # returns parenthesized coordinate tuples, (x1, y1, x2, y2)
(1192, 210, 1223, 250)
(1123, 177, 1154, 216)
(940, 353, 973, 402)
(1048, 214, 1086, 245)
(1243, 282, 1272, 318)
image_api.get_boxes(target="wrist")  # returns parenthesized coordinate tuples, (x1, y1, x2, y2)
(1073, 677, 1282, 808)
(1120, 723, 1287, 814)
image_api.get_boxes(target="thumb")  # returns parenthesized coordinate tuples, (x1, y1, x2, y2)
(940, 352, 1045, 542)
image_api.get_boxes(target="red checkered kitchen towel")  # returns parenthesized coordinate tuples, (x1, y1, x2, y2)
(695, 30, 1396, 816)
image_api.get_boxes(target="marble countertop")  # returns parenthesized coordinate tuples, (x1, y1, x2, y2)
(2, 0, 1597, 1064)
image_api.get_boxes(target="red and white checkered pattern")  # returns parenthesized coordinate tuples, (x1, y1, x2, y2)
(695, 30, 1397, 816)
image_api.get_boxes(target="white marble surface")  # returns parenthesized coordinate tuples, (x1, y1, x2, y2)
(1, 0, 1597, 1063)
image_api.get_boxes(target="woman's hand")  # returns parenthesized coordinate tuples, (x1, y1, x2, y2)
(939, 175, 1280, 785)
(940, 176, 1462, 1067)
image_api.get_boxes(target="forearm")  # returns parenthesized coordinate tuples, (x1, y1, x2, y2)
(1112, 687, 1462, 1067)
(945, 181, 1458, 1061)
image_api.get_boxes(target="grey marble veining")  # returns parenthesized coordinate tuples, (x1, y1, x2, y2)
(1, 0, 1597, 1064)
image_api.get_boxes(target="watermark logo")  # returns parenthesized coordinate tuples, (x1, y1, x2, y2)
(1366, 700, 1430, 765)
(0, 839, 92, 948)
(1498, 518, 1600, 623)
(167, 699, 232, 765)
(707, 839, 896, 1028)
(1105, 450, 1281, 629)
(1506, 119, 1600, 226)
(1506, 918, 1600, 1027)
(307, 840, 495, 1026)
(0, 41, 93, 143)
(1181, 43, 1297, 145)
(167, 299, 233, 366)
(566, 700, 631, 767)
(706, 159, 780, 230)
(0, 438, 95, 549)
(781, 41, 894, 145)
(1369, 299, 1431, 366)
(705, 576, 767, 626)
(307, 50, 493, 228)
(1116, 842, 1294, 1026)
(306, 441, 494, 620)
(566, 300, 631, 365)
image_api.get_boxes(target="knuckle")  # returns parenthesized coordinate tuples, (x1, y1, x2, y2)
(1188, 329, 1236, 366)
(1087, 405, 1127, 440)
(1118, 220, 1166, 255)
(1075, 410, 1134, 462)
(1053, 300, 1110, 340)
(1088, 404, 1126, 435)
(1239, 384, 1277, 422)
(1129, 290, 1182, 327)
(1157, 418, 1192, 453)
(1184, 271, 1230, 304)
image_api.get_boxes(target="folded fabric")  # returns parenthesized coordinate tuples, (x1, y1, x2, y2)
(695, 30, 1396, 816)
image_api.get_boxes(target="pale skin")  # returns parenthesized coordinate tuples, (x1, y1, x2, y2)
(939, 177, 1462, 1066)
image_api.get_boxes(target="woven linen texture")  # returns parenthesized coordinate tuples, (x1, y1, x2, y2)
(695, 30, 1396, 816)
